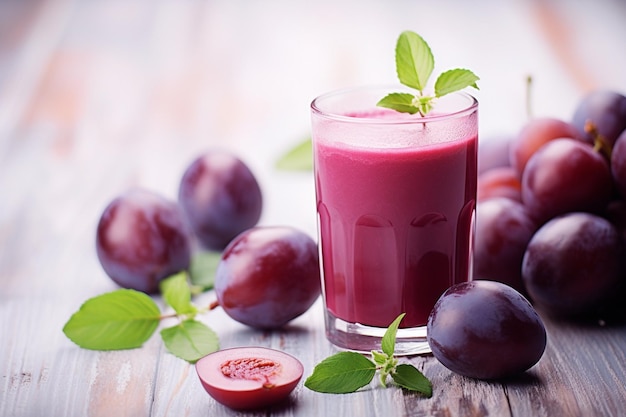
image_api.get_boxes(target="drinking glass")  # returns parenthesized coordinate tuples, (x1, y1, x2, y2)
(311, 85, 478, 355)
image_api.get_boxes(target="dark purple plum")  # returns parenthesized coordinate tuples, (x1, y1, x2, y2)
(522, 212, 622, 318)
(572, 89, 626, 148)
(473, 198, 537, 294)
(96, 188, 191, 293)
(427, 280, 546, 380)
(611, 130, 626, 198)
(215, 226, 320, 329)
(521, 138, 613, 223)
(605, 199, 626, 242)
(178, 150, 263, 251)
(196, 347, 303, 410)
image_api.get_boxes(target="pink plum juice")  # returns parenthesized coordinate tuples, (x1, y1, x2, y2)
(312, 87, 478, 338)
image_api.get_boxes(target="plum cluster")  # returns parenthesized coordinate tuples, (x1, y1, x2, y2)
(475, 89, 626, 320)
(95, 150, 320, 329)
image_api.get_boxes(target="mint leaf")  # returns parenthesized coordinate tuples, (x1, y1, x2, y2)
(395, 31, 434, 92)
(305, 351, 376, 393)
(434, 68, 480, 98)
(377, 314, 403, 387)
(377, 93, 420, 114)
(160, 272, 197, 316)
(381, 313, 405, 357)
(276, 138, 313, 171)
(189, 250, 221, 292)
(379, 31, 479, 115)
(306, 313, 434, 396)
(371, 350, 388, 366)
(160, 319, 219, 363)
(63, 289, 160, 350)
(391, 364, 432, 397)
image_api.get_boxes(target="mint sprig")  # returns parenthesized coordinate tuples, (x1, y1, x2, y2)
(304, 313, 432, 397)
(63, 268, 220, 363)
(378, 30, 479, 116)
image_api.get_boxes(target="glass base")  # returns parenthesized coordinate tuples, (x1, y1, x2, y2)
(323, 310, 432, 356)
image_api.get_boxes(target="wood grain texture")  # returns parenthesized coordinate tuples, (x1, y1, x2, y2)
(2, 0, 626, 416)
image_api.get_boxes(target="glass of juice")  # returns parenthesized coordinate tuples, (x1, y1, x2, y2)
(311, 85, 478, 355)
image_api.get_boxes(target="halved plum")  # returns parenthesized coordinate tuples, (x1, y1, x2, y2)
(195, 347, 303, 410)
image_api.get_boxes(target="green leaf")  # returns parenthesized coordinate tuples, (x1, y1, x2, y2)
(434, 68, 480, 98)
(63, 289, 161, 350)
(189, 250, 221, 292)
(391, 364, 433, 397)
(379, 30, 479, 116)
(160, 272, 197, 316)
(376, 93, 420, 114)
(275, 138, 313, 171)
(395, 31, 434, 92)
(371, 350, 388, 366)
(381, 313, 405, 357)
(160, 319, 219, 363)
(304, 351, 376, 393)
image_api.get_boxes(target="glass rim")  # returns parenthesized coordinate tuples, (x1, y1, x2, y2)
(310, 84, 478, 125)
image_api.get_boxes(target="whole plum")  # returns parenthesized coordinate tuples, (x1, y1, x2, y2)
(215, 226, 321, 329)
(508, 117, 580, 177)
(522, 212, 622, 318)
(178, 150, 263, 250)
(521, 138, 613, 223)
(473, 198, 537, 294)
(96, 188, 191, 293)
(572, 89, 626, 148)
(427, 280, 546, 380)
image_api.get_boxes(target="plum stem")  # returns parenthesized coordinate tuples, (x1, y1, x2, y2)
(585, 120, 612, 160)
(525, 75, 533, 120)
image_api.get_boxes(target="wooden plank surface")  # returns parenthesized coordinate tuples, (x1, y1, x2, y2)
(2, 0, 626, 416)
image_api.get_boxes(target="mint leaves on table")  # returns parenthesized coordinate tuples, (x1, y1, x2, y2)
(304, 313, 432, 397)
(378, 30, 479, 116)
(61, 289, 162, 351)
(63, 262, 220, 364)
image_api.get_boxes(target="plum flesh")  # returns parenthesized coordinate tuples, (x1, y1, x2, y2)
(195, 347, 303, 410)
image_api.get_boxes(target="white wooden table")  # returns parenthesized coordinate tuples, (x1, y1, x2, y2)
(2, 0, 626, 415)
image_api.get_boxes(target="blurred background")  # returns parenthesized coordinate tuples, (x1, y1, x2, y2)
(1, 0, 626, 293)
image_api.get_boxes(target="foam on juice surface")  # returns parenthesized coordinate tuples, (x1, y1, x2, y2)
(318, 108, 477, 149)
